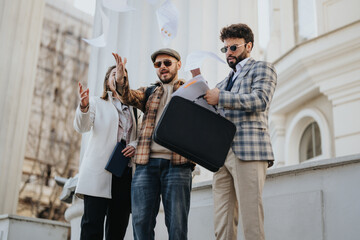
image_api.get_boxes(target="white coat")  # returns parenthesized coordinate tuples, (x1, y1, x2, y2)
(73, 94, 137, 199)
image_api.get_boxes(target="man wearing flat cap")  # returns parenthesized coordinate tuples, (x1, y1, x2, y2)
(113, 49, 193, 240)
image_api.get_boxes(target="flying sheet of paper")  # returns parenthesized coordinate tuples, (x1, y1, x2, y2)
(172, 75, 224, 115)
(82, 8, 109, 47)
(184, 50, 227, 71)
(102, 0, 135, 12)
(156, 0, 178, 46)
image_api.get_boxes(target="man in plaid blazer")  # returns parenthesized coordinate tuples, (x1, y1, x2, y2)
(113, 49, 193, 240)
(193, 23, 277, 240)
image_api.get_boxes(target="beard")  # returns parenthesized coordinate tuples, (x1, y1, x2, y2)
(157, 68, 178, 84)
(227, 48, 248, 69)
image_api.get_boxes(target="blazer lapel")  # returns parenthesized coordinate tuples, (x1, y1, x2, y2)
(217, 72, 233, 90)
(231, 58, 255, 92)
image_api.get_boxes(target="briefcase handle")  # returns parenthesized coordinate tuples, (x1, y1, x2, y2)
(194, 94, 220, 114)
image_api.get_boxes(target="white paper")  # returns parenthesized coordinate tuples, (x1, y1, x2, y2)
(172, 75, 209, 101)
(82, 8, 109, 47)
(82, 34, 106, 47)
(102, 0, 135, 12)
(172, 75, 223, 114)
(184, 50, 226, 71)
(156, 0, 178, 46)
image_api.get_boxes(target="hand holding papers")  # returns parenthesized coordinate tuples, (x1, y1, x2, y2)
(172, 75, 223, 115)
(172, 75, 209, 101)
(184, 51, 226, 71)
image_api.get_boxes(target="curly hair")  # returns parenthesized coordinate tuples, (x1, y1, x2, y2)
(220, 23, 254, 49)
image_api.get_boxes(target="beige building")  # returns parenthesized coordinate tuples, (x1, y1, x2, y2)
(0, 0, 92, 223)
(17, 0, 92, 220)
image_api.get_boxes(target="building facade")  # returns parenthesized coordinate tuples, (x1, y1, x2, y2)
(268, 0, 360, 167)
(16, 0, 92, 220)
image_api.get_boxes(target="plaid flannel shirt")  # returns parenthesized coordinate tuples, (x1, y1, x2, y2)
(117, 76, 190, 165)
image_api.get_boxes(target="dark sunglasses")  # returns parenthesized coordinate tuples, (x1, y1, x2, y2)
(153, 59, 177, 68)
(220, 43, 247, 53)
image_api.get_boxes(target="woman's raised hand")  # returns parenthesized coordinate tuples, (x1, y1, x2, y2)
(112, 53, 127, 84)
(78, 82, 89, 110)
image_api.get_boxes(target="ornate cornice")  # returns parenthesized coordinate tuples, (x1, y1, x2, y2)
(271, 20, 360, 114)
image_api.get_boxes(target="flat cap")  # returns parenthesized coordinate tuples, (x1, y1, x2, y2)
(151, 48, 181, 62)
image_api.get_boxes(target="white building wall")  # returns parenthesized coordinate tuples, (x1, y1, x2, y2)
(0, 0, 45, 215)
(270, 20, 360, 165)
(0, 214, 69, 240)
(320, 0, 360, 32)
(281, 95, 334, 166)
(184, 154, 360, 240)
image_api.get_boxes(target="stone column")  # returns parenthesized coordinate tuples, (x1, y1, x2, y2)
(266, 0, 282, 62)
(238, 0, 261, 60)
(269, 114, 286, 167)
(325, 88, 360, 157)
(0, 0, 45, 214)
(318, 22, 360, 158)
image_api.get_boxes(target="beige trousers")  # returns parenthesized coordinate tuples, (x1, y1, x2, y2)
(213, 150, 267, 240)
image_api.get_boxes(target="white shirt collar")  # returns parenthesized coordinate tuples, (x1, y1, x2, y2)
(108, 91, 128, 110)
(228, 57, 250, 82)
(232, 57, 250, 73)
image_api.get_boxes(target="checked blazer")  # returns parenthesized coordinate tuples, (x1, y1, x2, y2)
(217, 58, 277, 167)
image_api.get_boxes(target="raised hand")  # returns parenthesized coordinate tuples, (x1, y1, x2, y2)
(78, 82, 89, 111)
(112, 53, 127, 84)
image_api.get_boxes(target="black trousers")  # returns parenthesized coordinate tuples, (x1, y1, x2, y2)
(80, 167, 132, 240)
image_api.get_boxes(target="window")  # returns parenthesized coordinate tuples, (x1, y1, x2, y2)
(299, 122, 322, 162)
(294, 0, 318, 43)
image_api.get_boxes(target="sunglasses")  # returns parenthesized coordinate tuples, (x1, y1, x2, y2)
(153, 59, 177, 68)
(220, 43, 247, 53)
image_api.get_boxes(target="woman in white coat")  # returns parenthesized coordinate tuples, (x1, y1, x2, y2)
(74, 65, 137, 240)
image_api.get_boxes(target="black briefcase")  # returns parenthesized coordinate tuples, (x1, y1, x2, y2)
(153, 96, 236, 172)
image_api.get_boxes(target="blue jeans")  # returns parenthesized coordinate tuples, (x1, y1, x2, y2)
(131, 158, 192, 240)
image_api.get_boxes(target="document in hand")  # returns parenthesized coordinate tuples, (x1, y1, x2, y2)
(153, 96, 236, 172)
(105, 141, 130, 177)
(172, 75, 224, 116)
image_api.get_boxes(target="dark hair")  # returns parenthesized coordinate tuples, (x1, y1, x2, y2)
(220, 23, 254, 49)
(100, 65, 116, 100)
